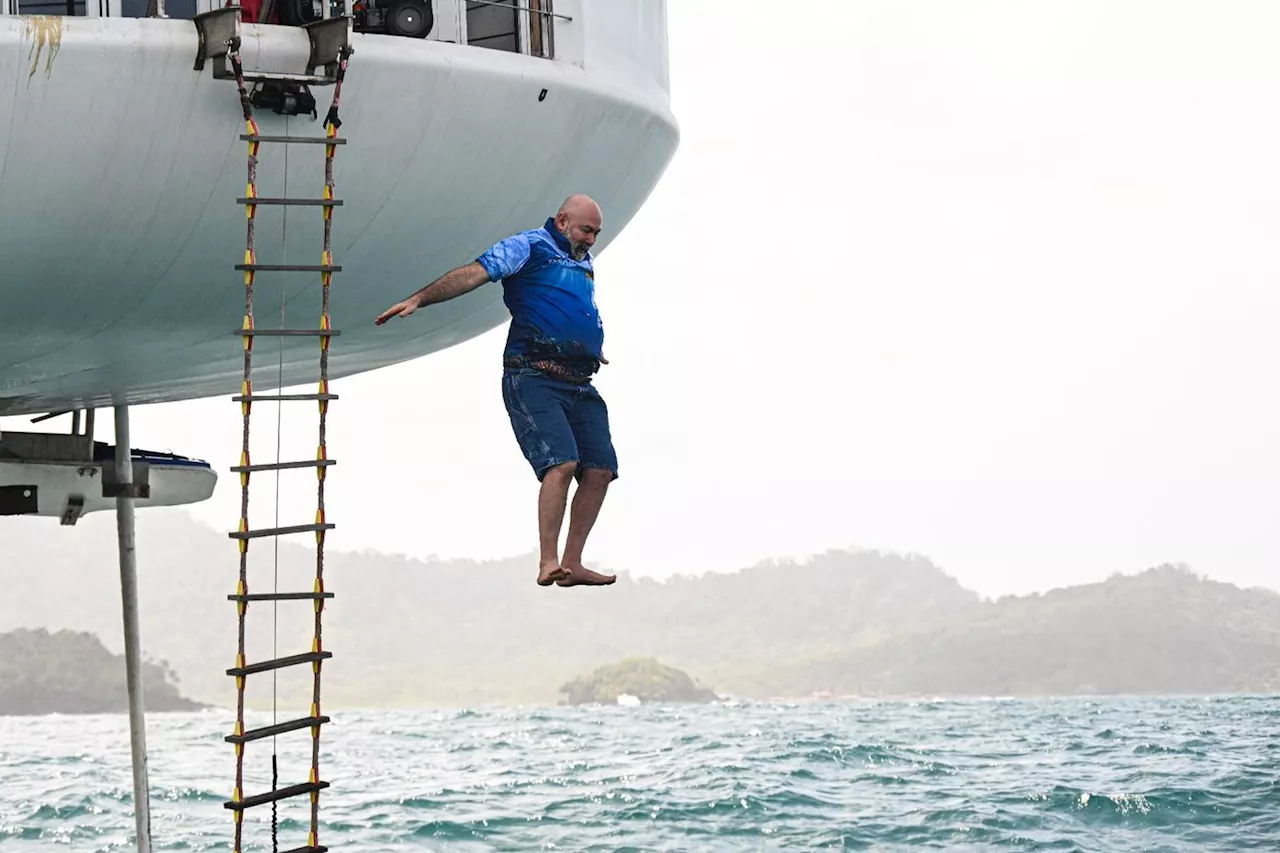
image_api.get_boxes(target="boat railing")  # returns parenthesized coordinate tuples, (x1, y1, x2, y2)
(466, 0, 566, 60)
(0, 0, 569, 61)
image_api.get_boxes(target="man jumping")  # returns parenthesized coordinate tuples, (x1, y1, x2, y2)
(374, 195, 618, 589)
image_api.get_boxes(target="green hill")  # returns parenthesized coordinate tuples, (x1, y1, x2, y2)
(559, 658, 720, 705)
(766, 564, 1280, 698)
(0, 628, 204, 715)
(3, 510, 1278, 709)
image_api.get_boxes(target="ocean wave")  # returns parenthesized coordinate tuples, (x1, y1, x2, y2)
(0, 696, 1274, 851)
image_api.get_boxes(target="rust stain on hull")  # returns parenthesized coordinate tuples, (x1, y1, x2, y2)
(21, 16, 64, 83)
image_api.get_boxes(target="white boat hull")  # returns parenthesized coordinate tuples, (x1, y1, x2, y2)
(0, 427, 216, 518)
(0, 455, 217, 518)
(0, 6, 677, 416)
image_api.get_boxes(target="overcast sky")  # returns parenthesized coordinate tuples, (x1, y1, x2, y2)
(10, 0, 1280, 599)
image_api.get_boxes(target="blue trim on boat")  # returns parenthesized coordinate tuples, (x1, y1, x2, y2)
(136, 455, 213, 470)
(92, 441, 212, 470)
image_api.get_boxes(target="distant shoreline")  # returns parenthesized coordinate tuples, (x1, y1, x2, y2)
(4, 513, 1278, 710)
(8, 690, 1278, 720)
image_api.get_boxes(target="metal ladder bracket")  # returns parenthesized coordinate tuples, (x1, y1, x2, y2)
(303, 16, 353, 80)
(192, 7, 240, 74)
(193, 7, 352, 85)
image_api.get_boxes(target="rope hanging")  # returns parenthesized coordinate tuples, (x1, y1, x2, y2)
(269, 106, 289, 853)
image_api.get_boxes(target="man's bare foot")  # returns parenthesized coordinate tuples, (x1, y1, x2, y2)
(538, 561, 570, 586)
(556, 563, 616, 587)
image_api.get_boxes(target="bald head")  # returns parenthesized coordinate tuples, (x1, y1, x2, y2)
(553, 194, 603, 260)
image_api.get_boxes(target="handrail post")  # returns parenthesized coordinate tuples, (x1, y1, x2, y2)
(546, 0, 555, 60)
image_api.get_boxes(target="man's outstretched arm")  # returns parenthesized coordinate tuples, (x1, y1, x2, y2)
(374, 261, 492, 325)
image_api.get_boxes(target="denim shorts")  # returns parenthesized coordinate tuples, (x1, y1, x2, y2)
(501, 367, 618, 482)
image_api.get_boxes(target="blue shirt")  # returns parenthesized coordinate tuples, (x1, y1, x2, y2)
(476, 217, 604, 372)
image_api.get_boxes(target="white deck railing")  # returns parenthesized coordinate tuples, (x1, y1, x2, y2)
(0, 0, 569, 60)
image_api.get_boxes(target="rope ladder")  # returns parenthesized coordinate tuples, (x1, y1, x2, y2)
(215, 26, 354, 853)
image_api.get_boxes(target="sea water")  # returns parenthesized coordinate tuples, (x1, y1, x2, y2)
(1, 695, 1276, 850)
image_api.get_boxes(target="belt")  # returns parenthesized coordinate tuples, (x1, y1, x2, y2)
(504, 356, 597, 384)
